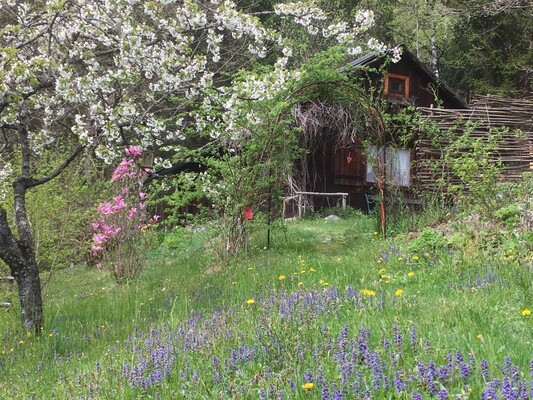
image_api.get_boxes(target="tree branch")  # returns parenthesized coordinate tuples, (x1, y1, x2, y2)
(26, 144, 85, 188)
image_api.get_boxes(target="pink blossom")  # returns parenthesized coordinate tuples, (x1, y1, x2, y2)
(91, 221, 100, 230)
(93, 233, 108, 245)
(97, 202, 113, 215)
(112, 159, 134, 182)
(91, 245, 104, 253)
(101, 223, 115, 236)
(127, 207, 137, 220)
(112, 195, 126, 211)
(149, 214, 161, 223)
(96, 263, 102, 270)
(125, 145, 142, 158)
(139, 192, 148, 201)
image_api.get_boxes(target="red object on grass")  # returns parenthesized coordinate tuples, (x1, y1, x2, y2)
(243, 205, 254, 221)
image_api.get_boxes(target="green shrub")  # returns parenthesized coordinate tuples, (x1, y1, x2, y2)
(409, 228, 448, 258)
(494, 204, 521, 228)
(26, 154, 110, 270)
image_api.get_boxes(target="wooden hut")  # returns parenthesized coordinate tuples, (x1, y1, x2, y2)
(289, 45, 466, 214)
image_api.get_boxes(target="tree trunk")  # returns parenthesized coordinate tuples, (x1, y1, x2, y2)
(14, 257, 44, 332)
(0, 178, 46, 333)
(0, 207, 45, 333)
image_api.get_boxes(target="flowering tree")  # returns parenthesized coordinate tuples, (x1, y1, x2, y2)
(91, 145, 159, 281)
(0, 0, 386, 332)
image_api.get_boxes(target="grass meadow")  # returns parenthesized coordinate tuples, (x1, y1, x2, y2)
(0, 212, 532, 399)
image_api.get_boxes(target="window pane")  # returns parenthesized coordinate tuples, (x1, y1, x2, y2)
(366, 146, 410, 187)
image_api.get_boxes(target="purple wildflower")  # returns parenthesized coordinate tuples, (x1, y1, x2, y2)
(438, 365, 451, 382)
(503, 356, 512, 376)
(481, 360, 490, 380)
(392, 324, 403, 348)
(321, 385, 331, 400)
(438, 388, 449, 399)
(393, 371, 404, 393)
(501, 376, 517, 400)
(410, 326, 417, 351)
(288, 378, 296, 393)
(460, 362, 471, 381)
(304, 368, 314, 383)
(316, 365, 325, 386)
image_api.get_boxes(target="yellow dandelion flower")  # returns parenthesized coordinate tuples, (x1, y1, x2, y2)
(322, 282, 330, 287)
(379, 268, 386, 273)
(302, 382, 314, 390)
(377, 258, 382, 264)
(412, 255, 419, 261)
(521, 309, 531, 316)
(246, 299, 255, 305)
(476, 334, 484, 341)
(26, 332, 32, 338)
(336, 257, 342, 262)
(397, 256, 403, 261)
(373, 231, 379, 236)
(232, 281, 237, 285)
(278, 275, 286, 280)
(319, 279, 325, 284)
(248, 267, 253, 271)
(300, 269, 306, 274)
(48, 333, 54, 337)
(309, 267, 316, 273)
(407, 271, 415, 277)
(360, 289, 376, 296)
(395, 289, 404, 297)
(380, 274, 388, 280)
(298, 282, 303, 287)
(18, 340, 24, 345)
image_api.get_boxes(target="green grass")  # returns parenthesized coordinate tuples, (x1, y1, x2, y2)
(0, 213, 532, 399)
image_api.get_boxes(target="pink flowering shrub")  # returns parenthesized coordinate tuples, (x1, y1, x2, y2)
(91, 146, 159, 281)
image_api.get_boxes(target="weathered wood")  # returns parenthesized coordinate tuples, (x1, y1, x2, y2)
(295, 191, 349, 197)
(415, 95, 533, 191)
(295, 191, 349, 218)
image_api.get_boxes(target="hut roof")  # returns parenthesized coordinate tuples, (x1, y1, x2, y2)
(348, 45, 468, 109)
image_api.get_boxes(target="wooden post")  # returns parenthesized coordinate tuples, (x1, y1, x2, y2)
(298, 194, 302, 219)
(342, 195, 347, 211)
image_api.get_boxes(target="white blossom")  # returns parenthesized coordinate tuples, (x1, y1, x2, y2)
(1, 0, 382, 165)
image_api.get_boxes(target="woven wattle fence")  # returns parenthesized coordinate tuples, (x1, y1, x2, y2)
(415, 95, 533, 191)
